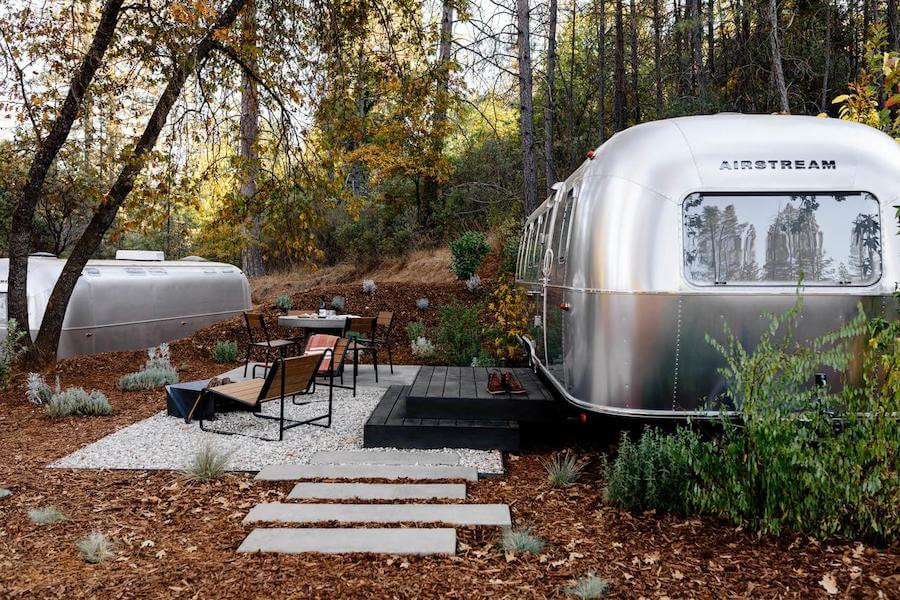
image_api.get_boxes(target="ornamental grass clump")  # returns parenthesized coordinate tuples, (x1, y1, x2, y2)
(0, 488, 11, 499)
(28, 506, 67, 524)
(543, 452, 586, 488)
(77, 531, 116, 564)
(212, 340, 239, 364)
(466, 274, 482, 293)
(362, 279, 377, 295)
(564, 576, 610, 599)
(183, 444, 231, 482)
(47, 387, 112, 418)
(410, 337, 436, 359)
(331, 296, 346, 311)
(25, 373, 52, 405)
(501, 528, 545, 554)
(119, 344, 178, 390)
(0, 319, 26, 389)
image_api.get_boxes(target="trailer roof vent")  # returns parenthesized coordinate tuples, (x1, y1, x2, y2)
(115, 250, 165, 261)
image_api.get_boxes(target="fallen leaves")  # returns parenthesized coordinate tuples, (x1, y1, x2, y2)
(819, 572, 839, 595)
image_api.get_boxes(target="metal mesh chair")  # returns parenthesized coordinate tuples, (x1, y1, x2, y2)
(242, 311, 298, 378)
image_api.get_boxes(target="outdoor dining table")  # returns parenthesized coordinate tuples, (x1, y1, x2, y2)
(277, 313, 359, 337)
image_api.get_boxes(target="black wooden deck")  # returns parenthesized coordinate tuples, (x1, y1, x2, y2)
(405, 366, 562, 422)
(364, 386, 521, 451)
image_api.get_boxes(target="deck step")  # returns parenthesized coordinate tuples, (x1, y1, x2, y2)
(243, 503, 512, 526)
(255, 463, 478, 482)
(309, 450, 460, 466)
(364, 386, 520, 451)
(238, 527, 456, 555)
(288, 482, 466, 500)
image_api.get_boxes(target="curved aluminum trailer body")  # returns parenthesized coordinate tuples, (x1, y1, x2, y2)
(0, 256, 251, 358)
(516, 115, 900, 418)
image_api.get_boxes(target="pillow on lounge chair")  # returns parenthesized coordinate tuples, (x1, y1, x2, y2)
(304, 334, 339, 373)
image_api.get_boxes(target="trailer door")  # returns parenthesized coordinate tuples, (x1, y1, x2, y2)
(543, 184, 577, 386)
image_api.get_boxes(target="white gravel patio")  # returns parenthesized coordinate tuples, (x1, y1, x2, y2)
(51, 385, 503, 476)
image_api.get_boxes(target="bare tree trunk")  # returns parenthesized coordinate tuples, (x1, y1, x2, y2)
(545, 0, 557, 193)
(239, 0, 265, 277)
(517, 0, 539, 215)
(707, 0, 714, 79)
(421, 1, 454, 228)
(767, 0, 790, 113)
(567, 0, 576, 167)
(692, 0, 704, 94)
(629, 0, 640, 123)
(597, 0, 608, 142)
(820, 2, 832, 112)
(888, 0, 898, 50)
(653, 0, 662, 117)
(6, 0, 124, 355)
(674, 0, 686, 96)
(27, 0, 249, 365)
(613, 0, 627, 132)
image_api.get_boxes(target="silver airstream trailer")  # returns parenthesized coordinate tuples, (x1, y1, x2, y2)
(516, 114, 900, 418)
(0, 252, 251, 358)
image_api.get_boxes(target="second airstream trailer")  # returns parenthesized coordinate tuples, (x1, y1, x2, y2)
(0, 253, 252, 359)
(516, 114, 900, 418)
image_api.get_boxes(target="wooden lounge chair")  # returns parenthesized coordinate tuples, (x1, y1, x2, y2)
(242, 312, 299, 378)
(186, 353, 328, 441)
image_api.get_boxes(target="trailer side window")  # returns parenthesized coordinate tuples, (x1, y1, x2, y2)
(682, 192, 882, 286)
(555, 186, 578, 263)
(0, 293, 6, 322)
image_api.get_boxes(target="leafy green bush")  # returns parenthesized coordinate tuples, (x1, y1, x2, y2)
(698, 302, 899, 543)
(501, 528, 545, 554)
(435, 301, 484, 366)
(0, 318, 27, 389)
(449, 231, 490, 280)
(212, 341, 239, 364)
(47, 387, 112, 417)
(77, 531, 116, 563)
(564, 576, 609, 599)
(405, 321, 425, 342)
(183, 444, 231, 482)
(604, 427, 704, 515)
(119, 344, 179, 390)
(28, 506, 67, 524)
(543, 452, 586, 488)
(275, 294, 293, 312)
(497, 217, 523, 276)
(332, 205, 415, 268)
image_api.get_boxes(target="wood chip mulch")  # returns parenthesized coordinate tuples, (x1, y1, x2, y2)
(0, 282, 898, 598)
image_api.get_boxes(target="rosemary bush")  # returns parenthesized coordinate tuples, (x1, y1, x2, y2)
(212, 340, 239, 364)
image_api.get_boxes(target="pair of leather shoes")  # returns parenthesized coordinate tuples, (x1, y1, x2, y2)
(487, 370, 526, 395)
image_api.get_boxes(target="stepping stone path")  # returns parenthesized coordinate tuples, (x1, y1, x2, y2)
(238, 450, 510, 556)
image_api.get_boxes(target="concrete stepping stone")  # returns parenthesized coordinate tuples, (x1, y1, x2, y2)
(238, 527, 456, 555)
(309, 450, 460, 466)
(288, 482, 467, 500)
(243, 502, 512, 526)
(255, 464, 478, 482)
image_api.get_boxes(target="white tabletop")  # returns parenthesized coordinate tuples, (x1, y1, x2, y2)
(278, 314, 359, 328)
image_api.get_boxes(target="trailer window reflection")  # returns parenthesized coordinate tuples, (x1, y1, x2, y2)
(683, 192, 881, 286)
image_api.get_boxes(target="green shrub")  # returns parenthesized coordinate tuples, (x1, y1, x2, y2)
(0, 318, 27, 389)
(565, 576, 609, 599)
(213, 341, 239, 364)
(543, 452, 586, 488)
(332, 205, 415, 268)
(47, 387, 112, 418)
(498, 219, 523, 276)
(604, 427, 705, 515)
(275, 294, 293, 312)
(406, 321, 425, 342)
(183, 444, 231, 482)
(501, 528, 545, 554)
(77, 531, 116, 564)
(119, 344, 179, 390)
(698, 302, 899, 543)
(470, 351, 494, 367)
(28, 506, 67, 524)
(435, 301, 484, 366)
(449, 231, 490, 280)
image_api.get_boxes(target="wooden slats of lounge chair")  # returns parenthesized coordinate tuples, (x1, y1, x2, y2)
(261, 354, 320, 401)
(207, 379, 266, 405)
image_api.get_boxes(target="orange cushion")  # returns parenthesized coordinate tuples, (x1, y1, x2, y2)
(304, 334, 338, 373)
